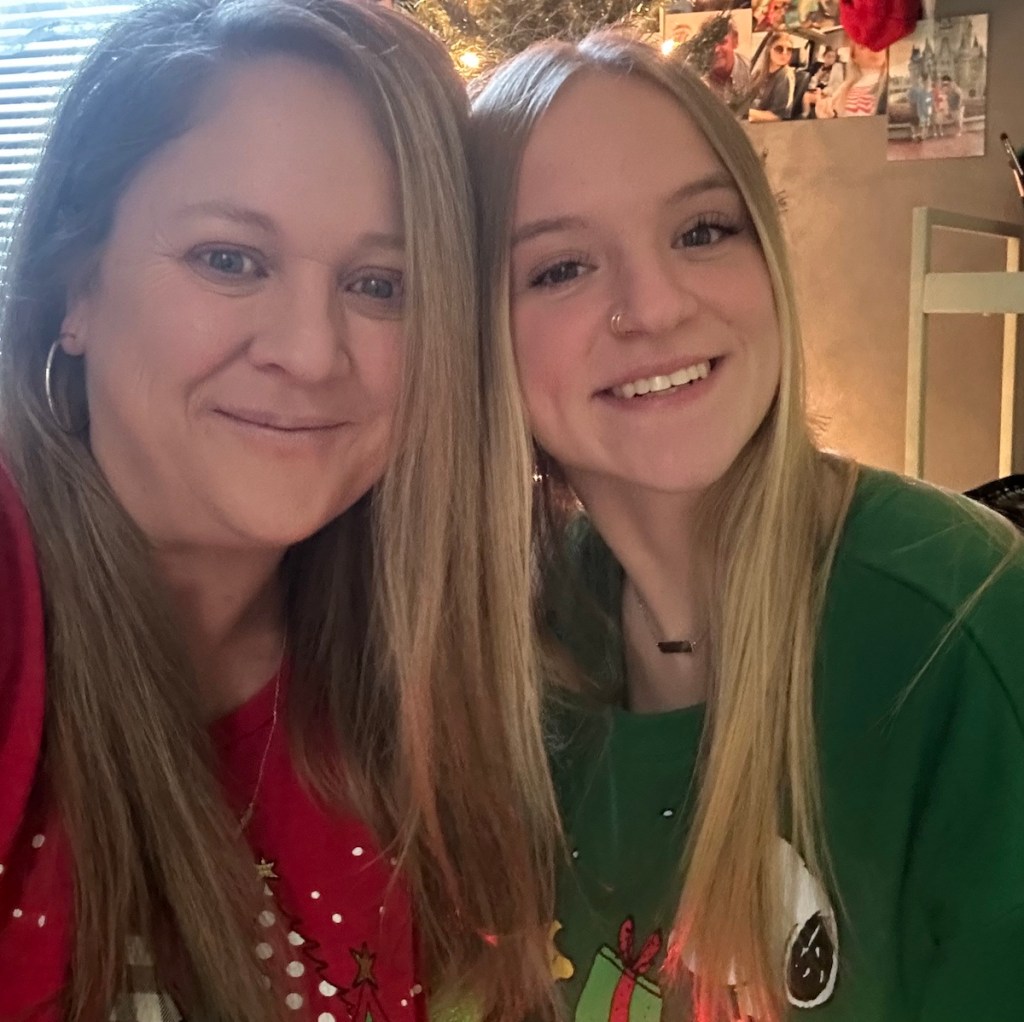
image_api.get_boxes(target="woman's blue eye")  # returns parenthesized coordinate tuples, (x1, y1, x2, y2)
(530, 260, 587, 288)
(355, 276, 396, 300)
(201, 249, 256, 275)
(350, 273, 404, 304)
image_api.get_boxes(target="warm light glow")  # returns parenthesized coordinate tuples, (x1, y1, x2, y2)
(460, 50, 482, 69)
(660, 39, 678, 55)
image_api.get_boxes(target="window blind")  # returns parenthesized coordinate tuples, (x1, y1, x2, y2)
(0, 0, 136, 254)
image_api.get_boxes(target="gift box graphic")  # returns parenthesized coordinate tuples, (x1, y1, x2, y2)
(575, 917, 663, 1022)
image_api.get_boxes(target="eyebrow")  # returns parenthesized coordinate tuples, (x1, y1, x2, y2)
(512, 214, 587, 248)
(173, 199, 405, 250)
(664, 171, 739, 205)
(174, 200, 279, 234)
(512, 171, 739, 247)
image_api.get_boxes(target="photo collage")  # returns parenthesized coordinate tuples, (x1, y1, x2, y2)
(661, 2, 988, 161)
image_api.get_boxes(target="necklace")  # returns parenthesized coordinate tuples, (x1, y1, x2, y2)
(631, 584, 706, 655)
(237, 638, 286, 833)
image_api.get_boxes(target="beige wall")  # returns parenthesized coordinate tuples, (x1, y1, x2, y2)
(746, 0, 1024, 491)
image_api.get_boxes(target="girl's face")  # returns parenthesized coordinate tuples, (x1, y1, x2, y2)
(62, 57, 405, 553)
(509, 73, 782, 504)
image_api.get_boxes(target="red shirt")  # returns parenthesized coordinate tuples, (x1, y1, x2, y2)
(0, 466, 425, 1022)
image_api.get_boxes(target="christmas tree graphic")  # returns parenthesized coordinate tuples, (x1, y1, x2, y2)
(256, 856, 357, 1018)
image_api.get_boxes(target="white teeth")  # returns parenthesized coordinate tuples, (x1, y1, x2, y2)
(611, 359, 713, 400)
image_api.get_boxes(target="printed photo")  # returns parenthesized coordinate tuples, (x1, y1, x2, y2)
(886, 15, 988, 161)
(751, 0, 838, 33)
(662, 9, 755, 111)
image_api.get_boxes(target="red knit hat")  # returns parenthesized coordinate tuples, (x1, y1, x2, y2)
(840, 0, 922, 51)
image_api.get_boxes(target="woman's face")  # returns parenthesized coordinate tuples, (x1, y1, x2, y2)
(769, 36, 793, 70)
(62, 56, 405, 552)
(509, 73, 781, 503)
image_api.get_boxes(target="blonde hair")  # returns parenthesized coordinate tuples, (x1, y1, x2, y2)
(0, 1, 557, 1019)
(471, 33, 859, 1021)
(829, 42, 888, 117)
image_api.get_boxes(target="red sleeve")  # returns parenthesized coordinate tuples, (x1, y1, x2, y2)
(0, 463, 47, 862)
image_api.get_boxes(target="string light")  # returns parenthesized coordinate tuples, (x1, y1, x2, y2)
(660, 39, 677, 55)
(459, 50, 482, 69)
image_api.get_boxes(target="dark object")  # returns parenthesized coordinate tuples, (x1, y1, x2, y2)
(964, 475, 1024, 531)
(657, 639, 695, 653)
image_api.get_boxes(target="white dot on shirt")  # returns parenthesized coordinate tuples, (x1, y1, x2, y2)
(571, 849, 580, 859)
(255, 942, 274, 960)
(286, 961, 304, 978)
(37, 915, 45, 927)
(319, 981, 337, 997)
(31, 834, 44, 849)
(0, 863, 5, 875)
(288, 930, 304, 946)
(401, 1000, 408, 1008)
(661, 808, 675, 818)
(351, 846, 365, 857)
(318, 1014, 336, 1022)
(410, 984, 423, 996)
(259, 910, 275, 927)
(285, 993, 303, 1010)
(12, 908, 22, 918)
(331, 913, 342, 924)
(310, 890, 321, 900)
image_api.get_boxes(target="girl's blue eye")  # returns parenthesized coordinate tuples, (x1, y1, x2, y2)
(530, 260, 588, 288)
(676, 219, 740, 249)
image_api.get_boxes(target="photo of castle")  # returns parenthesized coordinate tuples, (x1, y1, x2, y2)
(886, 15, 989, 162)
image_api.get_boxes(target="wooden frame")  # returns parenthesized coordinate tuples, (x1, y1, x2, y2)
(905, 207, 1024, 479)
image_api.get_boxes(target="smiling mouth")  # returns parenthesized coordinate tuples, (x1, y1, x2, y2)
(216, 409, 345, 432)
(607, 358, 719, 400)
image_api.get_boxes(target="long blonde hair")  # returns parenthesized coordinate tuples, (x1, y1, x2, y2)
(0, 1, 557, 1018)
(471, 34, 859, 1021)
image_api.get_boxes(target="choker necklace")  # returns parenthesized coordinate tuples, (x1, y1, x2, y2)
(237, 637, 286, 833)
(632, 586, 706, 655)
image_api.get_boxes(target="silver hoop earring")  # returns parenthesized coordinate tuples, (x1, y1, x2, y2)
(44, 338, 81, 434)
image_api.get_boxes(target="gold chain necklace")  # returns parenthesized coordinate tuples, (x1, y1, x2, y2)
(237, 638, 286, 833)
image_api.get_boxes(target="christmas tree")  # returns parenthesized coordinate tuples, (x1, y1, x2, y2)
(403, 0, 662, 75)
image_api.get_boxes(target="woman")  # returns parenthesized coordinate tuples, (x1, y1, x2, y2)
(471, 33, 1024, 1022)
(748, 33, 796, 122)
(0, 0, 557, 1019)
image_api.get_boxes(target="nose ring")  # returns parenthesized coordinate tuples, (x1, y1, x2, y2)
(610, 311, 627, 335)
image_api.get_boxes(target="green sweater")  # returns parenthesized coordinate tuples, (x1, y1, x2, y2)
(546, 467, 1024, 1022)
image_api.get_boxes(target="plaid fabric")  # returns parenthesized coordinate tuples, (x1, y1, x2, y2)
(108, 939, 184, 1022)
(965, 475, 1024, 532)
